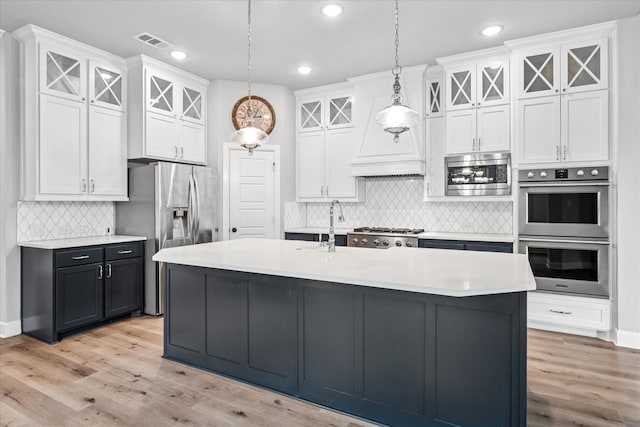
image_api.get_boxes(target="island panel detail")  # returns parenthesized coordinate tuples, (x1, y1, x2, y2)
(163, 263, 527, 427)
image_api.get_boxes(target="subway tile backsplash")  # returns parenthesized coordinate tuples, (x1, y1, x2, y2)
(17, 201, 114, 242)
(287, 177, 513, 235)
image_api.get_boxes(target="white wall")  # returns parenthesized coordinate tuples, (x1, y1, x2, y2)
(207, 80, 296, 237)
(0, 33, 22, 337)
(615, 13, 640, 348)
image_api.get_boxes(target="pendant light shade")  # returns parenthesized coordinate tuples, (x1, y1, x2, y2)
(376, 0, 419, 143)
(231, 0, 268, 153)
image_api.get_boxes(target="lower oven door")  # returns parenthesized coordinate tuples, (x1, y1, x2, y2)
(518, 238, 609, 297)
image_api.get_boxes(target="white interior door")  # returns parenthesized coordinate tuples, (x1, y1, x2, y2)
(229, 149, 275, 239)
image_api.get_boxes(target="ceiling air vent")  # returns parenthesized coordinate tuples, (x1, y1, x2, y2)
(134, 32, 173, 50)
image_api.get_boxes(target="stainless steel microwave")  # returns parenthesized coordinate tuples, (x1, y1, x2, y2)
(445, 153, 511, 196)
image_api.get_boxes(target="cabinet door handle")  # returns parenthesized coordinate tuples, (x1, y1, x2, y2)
(98, 265, 103, 280)
(117, 250, 133, 254)
(326, 186, 329, 196)
(563, 146, 567, 160)
(107, 264, 112, 278)
(472, 137, 476, 151)
(549, 309, 572, 315)
(90, 179, 95, 193)
(320, 186, 324, 197)
(478, 137, 481, 151)
(180, 147, 184, 159)
(556, 146, 560, 161)
(72, 255, 90, 260)
(81, 179, 87, 192)
(174, 146, 178, 158)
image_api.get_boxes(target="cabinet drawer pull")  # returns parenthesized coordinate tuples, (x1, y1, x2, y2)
(98, 265, 103, 280)
(117, 250, 133, 254)
(107, 264, 112, 278)
(72, 255, 90, 260)
(549, 309, 572, 315)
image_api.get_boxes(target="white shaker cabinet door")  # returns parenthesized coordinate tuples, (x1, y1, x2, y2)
(179, 121, 206, 164)
(446, 109, 476, 154)
(39, 94, 87, 196)
(324, 127, 357, 199)
(296, 131, 325, 199)
(518, 96, 561, 164)
(477, 105, 510, 152)
(145, 111, 179, 160)
(88, 106, 126, 196)
(562, 90, 609, 162)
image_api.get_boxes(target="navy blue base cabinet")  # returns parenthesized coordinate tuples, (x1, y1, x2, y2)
(419, 238, 513, 253)
(164, 264, 527, 427)
(21, 242, 144, 343)
(285, 232, 347, 247)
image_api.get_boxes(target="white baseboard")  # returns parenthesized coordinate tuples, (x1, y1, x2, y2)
(528, 321, 612, 341)
(615, 329, 640, 349)
(0, 319, 21, 338)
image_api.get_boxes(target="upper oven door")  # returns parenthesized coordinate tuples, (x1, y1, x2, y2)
(518, 238, 609, 297)
(518, 182, 609, 238)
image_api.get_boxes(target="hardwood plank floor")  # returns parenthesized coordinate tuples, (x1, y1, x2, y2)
(1, 317, 638, 426)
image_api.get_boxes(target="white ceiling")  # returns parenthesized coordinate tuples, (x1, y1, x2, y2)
(1, 1, 639, 90)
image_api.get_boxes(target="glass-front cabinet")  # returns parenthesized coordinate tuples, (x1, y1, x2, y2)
(181, 86, 204, 124)
(39, 44, 87, 102)
(146, 69, 176, 116)
(89, 61, 125, 111)
(298, 98, 324, 132)
(476, 59, 509, 108)
(426, 77, 443, 118)
(517, 38, 608, 99)
(327, 95, 353, 129)
(446, 66, 475, 111)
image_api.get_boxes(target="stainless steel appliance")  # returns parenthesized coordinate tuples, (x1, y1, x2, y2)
(518, 166, 609, 238)
(445, 153, 511, 196)
(347, 227, 424, 249)
(518, 237, 609, 296)
(116, 162, 217, 315)
(518, 166, 610, 297)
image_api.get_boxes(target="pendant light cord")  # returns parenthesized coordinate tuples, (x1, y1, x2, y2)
(393, 0, 400, 76)
(247, 0, 253, 107)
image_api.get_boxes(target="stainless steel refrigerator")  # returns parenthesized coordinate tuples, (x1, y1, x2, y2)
(115, 162, 217, 315)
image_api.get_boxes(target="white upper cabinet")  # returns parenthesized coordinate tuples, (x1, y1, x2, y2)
(508, 22, 615, 165)
(14, 25, 128, 201)
(439, 49, 510, 155)
(295, 84, 364, 201)
(516, 38, 608, 99)
(128, 55, 208, 165)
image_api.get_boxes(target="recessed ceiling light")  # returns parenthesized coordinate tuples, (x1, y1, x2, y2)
(297, 66, 312, 75)
(170, 50, 187, 60)
(321, 3, 343, 17)
(481, 25, 504, 37)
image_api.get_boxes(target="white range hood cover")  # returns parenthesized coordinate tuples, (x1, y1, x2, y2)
(349, 66, 426, 176)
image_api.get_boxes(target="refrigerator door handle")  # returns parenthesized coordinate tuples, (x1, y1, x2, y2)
(187, 173, 199, 244)
(192, 173, 201, 243)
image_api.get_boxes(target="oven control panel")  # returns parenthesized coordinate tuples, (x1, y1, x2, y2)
(519, 166, 609, 182)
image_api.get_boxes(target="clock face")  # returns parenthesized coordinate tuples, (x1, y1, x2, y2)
(232, 95, 276, 135)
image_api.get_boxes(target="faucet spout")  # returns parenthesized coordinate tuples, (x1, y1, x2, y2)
(328, 200, 345, 253)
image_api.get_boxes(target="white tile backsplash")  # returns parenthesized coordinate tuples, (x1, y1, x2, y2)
(284, 202, 307, 229)
(17, 201, 114, 242)
(289, 177, 512, 235)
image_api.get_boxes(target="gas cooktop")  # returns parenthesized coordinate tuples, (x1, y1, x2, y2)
(352, 227, 425, 235)
(347, 227, 425, 248)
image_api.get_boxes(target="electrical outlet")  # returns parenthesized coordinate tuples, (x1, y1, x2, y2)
(30, 223, 44, 239)
(58, 225, 72, 237)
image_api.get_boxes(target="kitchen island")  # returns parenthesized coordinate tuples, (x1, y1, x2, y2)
(153, 238, 535, 427)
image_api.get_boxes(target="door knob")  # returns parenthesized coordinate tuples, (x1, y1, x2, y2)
(231, 227, 237, 233)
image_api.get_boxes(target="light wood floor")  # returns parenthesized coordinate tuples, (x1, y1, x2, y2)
(1, 317, 638, 427)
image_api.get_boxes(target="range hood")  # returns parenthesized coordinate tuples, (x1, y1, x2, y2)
(348, 66, 426, 177)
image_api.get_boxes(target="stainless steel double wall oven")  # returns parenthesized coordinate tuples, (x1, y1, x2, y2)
(518, 166, 610, 297)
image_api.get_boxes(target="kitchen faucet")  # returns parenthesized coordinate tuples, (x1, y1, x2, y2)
(328, 200, 345, 253)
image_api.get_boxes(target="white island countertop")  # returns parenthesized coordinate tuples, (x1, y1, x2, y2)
(18, 235, 147, 249)
(153, 238, 535, 297)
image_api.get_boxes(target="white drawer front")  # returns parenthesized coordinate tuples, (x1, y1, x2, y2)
(528, 293, 610, 331)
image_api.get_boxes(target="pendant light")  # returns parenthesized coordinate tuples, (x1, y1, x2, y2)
(375, 0, 419, 143)
(231, 0, 268, 153)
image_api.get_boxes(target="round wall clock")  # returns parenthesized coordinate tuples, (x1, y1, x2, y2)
(231, 95, 276, 135)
